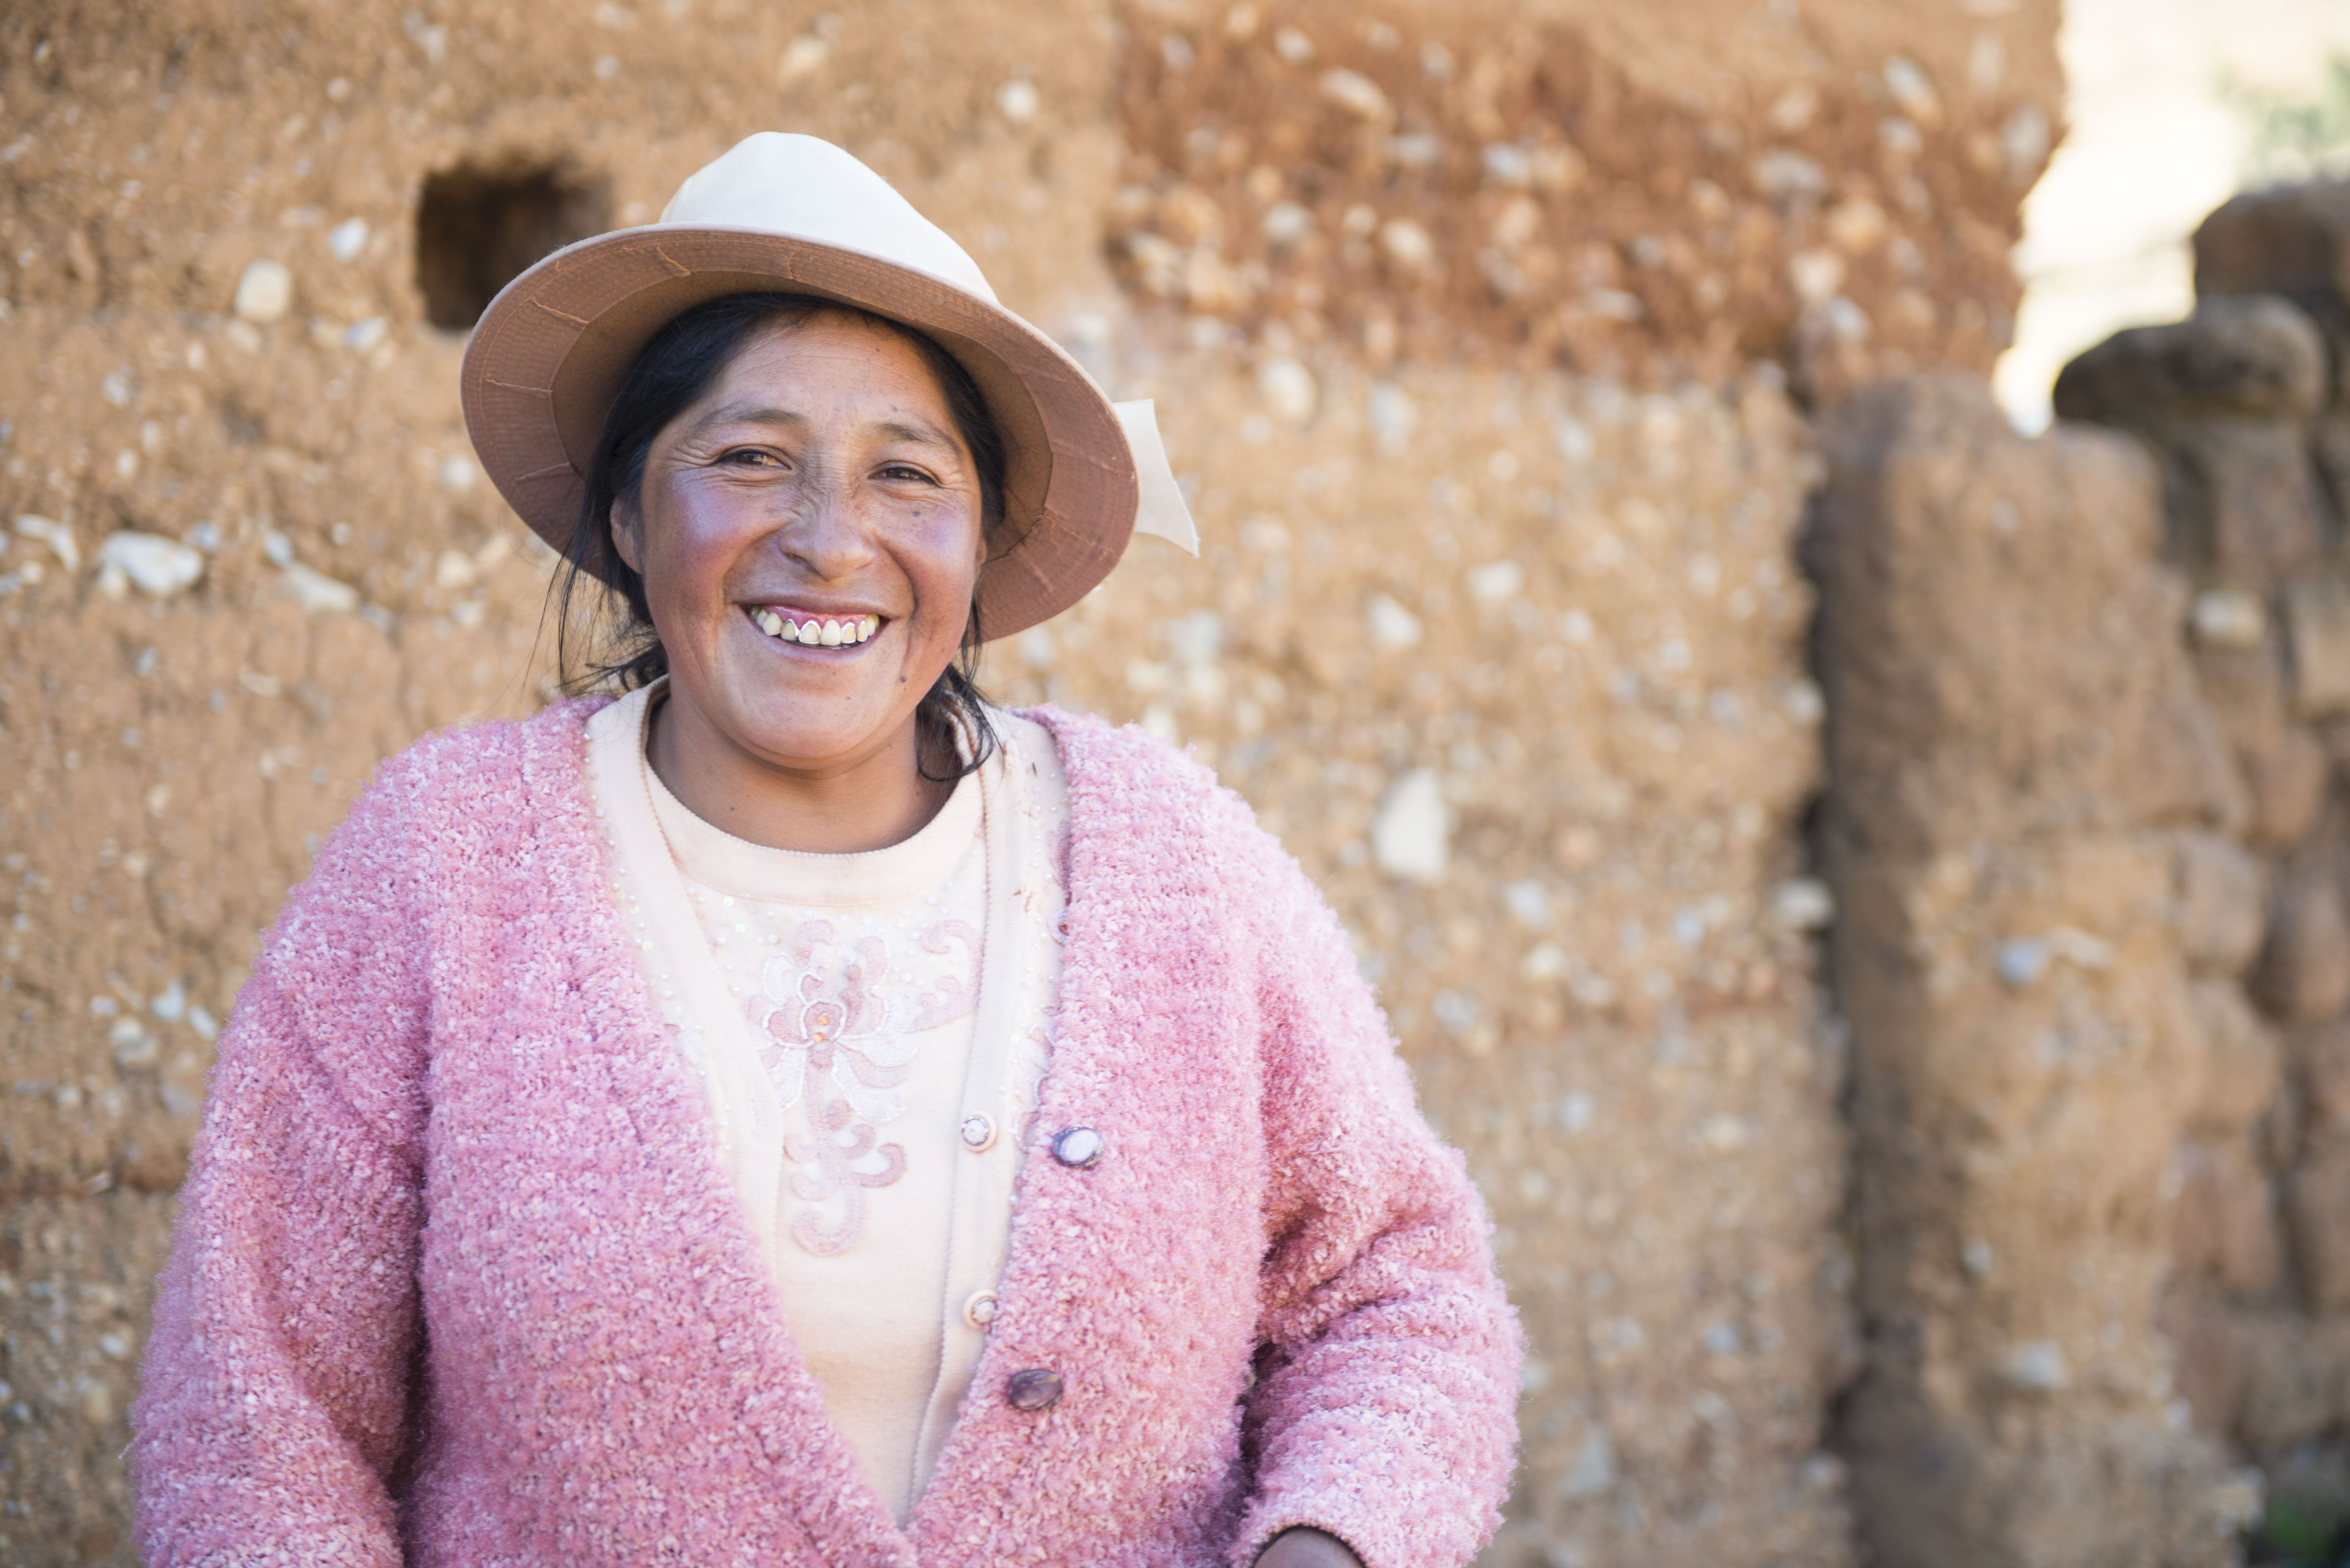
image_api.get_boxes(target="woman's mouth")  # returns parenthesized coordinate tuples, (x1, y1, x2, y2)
(747, 606, 883, 648)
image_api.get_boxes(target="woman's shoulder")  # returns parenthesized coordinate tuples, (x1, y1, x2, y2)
(1010, 703, 1297, 867)
(360, 695, 611, 816)
(290, 697, 613, 898)
(1011, 704, 1226, 817)
(274, 696, 611, 951)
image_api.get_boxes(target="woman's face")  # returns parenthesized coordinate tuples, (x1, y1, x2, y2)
(611, 312, 986, 776)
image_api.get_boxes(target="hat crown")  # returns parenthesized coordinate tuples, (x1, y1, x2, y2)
(657, 132, 999, 306)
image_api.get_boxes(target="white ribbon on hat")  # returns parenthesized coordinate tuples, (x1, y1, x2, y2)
(1111, 400, 1198, 557)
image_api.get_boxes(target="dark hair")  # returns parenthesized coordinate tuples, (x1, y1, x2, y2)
(552, 291, 1005, 781)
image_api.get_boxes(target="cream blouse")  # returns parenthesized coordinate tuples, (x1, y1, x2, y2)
(584, 683, 1071, 1522)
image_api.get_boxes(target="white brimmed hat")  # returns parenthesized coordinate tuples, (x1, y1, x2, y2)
(460, 132, 1194, 641)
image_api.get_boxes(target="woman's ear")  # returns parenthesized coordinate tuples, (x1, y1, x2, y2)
(609, 496, 645, 577)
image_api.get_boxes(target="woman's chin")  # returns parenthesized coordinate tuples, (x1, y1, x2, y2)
(689, 637, 933, 770)
(709, 695, 913, 773)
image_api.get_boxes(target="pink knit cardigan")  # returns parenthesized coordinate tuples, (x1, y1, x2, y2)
(131, 701, 1520, 1567)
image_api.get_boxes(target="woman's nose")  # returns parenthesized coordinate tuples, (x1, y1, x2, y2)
(772, 468, 878, 581)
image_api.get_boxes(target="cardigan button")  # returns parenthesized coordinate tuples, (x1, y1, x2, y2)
(960, 1113, 997, 1153)
(1051, 1126, 1105, 1168)
(964, 1290, 999, 1330)
(1005, 1368, 1063, 1411)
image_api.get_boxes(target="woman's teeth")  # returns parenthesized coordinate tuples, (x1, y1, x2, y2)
(751, 608, 881, 646)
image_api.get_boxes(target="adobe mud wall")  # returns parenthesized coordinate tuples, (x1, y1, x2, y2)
(1812, 375, 2250, 1568)
(1801, 180, 2350, 1568)
(0, 0, 2061, 1563)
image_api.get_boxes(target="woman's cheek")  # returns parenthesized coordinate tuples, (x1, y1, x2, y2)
(900, 501, 984, 583)
(679, 481, 785, 554)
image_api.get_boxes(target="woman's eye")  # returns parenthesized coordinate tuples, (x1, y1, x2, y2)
(878, 464, 936, 484)
(723, 449, 784, 468)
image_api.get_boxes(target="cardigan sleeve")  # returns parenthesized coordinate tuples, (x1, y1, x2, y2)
(1222, 795, 1524, 1568)
(131, 753, 438, 1566)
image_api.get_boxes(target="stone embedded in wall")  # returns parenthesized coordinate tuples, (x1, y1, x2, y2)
(2153, 421, 2331, 588)
(2192, 587, 2269, 652)
(2185, 978, 2285, 1142)
(2191, 641, 2298, 847)
(92, 532, 206, 601)
(2283, 578, 2350, 720)
(1370, 767, 1450, 883)
(2315, 412, 2350, 520)
(2174, 1304, 2250, 1435)
(2293, 1138, 2350, 1313)
(2054, 299, 2335, 589)
(231, 258, 294, 324)
(2051, 296, 2327, 423)
(2126, 687, 2250, 834)
(2174, 833, 2269, 977)
(2304, 1018, 2350, 1134)
(2255, 866, 2350, 1025)
(2196, 179, 2350, 303)
(2242, 725, 2332, 848)
(2172, 1137, 2284, 1297)
(2195, 178, 2350, 406)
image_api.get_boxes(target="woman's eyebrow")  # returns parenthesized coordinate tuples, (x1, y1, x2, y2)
(689, 402, 807, 433)
(686, 405, 957, 453)
(872, 417, 961, 452)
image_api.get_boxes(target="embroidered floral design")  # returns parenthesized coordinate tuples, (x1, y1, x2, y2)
(755, 917, 979, 1255)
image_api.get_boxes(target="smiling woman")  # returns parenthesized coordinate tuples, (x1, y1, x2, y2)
(572, 297, 1004, 850)
(128, 135, 1520, 1568)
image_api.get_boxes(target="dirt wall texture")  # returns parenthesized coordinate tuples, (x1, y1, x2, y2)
(1109, 0, 2052, 399)
(0, 0, 2060, 1562)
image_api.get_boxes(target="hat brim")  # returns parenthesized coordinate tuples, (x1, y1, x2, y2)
(460, 226, 1138, 642)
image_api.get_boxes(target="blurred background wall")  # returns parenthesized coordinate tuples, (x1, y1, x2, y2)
(0, 0, 2346, 1564)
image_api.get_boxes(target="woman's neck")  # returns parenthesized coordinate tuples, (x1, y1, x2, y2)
(642, 685, 958, 854)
